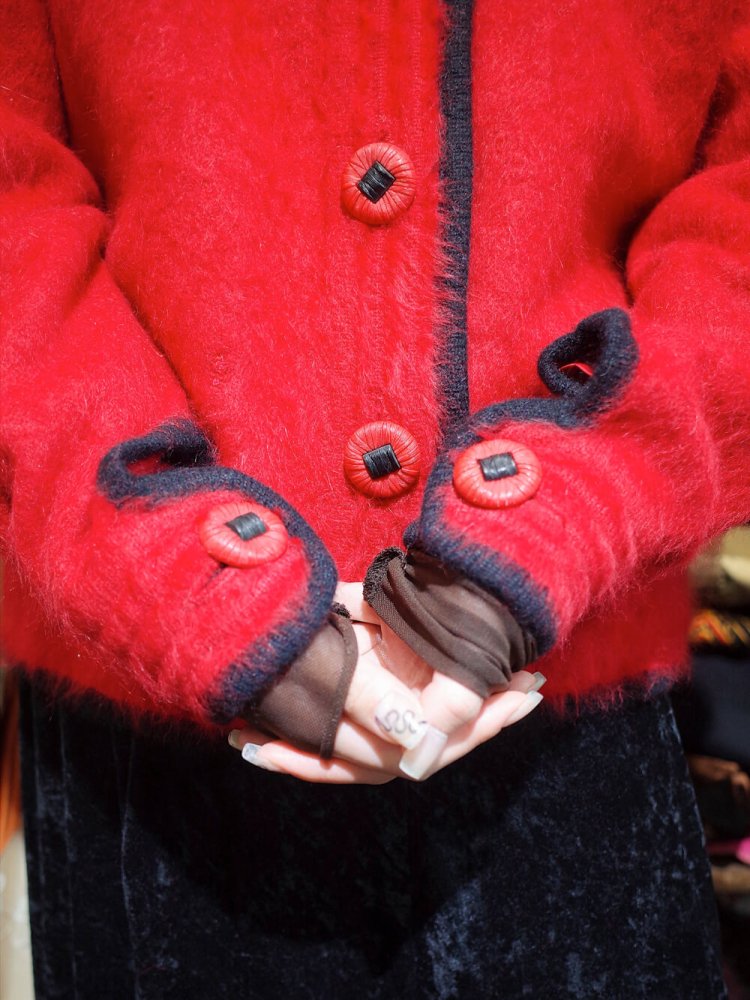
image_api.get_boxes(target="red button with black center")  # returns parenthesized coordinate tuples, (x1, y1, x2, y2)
(341, 142, 416, 225)
(453, 439, 542, 509)
(199, 501, 288, 567)
(344, 421, 420, 499)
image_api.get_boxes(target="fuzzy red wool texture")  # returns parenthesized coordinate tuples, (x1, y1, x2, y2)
(1, 0, 750, 724)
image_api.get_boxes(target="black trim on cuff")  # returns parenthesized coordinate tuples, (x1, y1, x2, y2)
(97, 419, 338, 721)
(414, 308, 639, 654)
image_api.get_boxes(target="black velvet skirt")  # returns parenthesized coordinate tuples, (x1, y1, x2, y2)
(18, 675, 726, 1000)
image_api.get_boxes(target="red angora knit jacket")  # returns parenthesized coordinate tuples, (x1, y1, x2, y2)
(2, 0, 750, 729)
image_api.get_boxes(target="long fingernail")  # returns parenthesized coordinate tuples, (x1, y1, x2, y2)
(228, 729, 244, 750)
(375, 693, 428, 750)
(505, 691, 544, 726)
(529, 672, 547, 693)
(240, 743, 281, 772)
(399, 725, 448, 781)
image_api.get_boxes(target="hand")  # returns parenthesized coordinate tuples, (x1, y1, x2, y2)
(228, 584, 545, 783)
(339, 584, 546, 780)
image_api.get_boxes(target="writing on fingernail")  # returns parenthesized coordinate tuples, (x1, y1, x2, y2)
(374, 693, 428, 749)
(376, 708, 426, 738)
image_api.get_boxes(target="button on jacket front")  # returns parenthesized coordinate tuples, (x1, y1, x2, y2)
(2, 0, 750, 725)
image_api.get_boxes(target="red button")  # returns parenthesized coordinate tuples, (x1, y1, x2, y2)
(453, 439, 542, 509)
(344, 421, 420, 499)
(341, 143, 416, 225)
(199, 501, 288, 567)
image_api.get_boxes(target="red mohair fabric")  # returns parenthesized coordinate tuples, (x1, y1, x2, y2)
(419, 4, 750, 702)
(1, 0, 750, 724)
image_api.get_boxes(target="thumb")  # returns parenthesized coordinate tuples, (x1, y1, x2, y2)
(334, 581, 380, 624)
(344, 642, 430, 750)
(399, 670, 543, 780)
(397, 672, 483, 780)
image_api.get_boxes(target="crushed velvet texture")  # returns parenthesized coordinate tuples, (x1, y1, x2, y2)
(19, 675, 725, 1000)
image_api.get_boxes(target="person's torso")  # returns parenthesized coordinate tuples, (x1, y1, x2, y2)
(48, 0, 732, 577)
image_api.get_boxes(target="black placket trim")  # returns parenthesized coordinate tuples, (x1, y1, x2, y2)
(435, 0, 473, 432)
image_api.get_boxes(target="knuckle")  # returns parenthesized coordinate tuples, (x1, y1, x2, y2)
(433, 689, 481, 729)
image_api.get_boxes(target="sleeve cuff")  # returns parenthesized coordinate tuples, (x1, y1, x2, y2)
(244, 611, 358, 758)
(364, 548, 537, 698)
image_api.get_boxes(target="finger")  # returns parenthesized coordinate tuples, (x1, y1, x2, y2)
(259, 743, 397, 784)
(442, 687, 544, 763)
(344, 648, 429, 750)
(334, 581, 381, 624)
(418, 669, 544, 731)
(404, 685, 545, 781)
(229, 718, 404, 778)
(419, 672, 485, 732)
(505, 669, 546, 695)
(351, 619, 381, 656)
(329, 718, 403, 772)
(228, 725, 274, 749)
(376, 621, 433, 691)
(400, 673, 546, 781)
(231, 732, 397, 785)
(398, 672, 483, 780)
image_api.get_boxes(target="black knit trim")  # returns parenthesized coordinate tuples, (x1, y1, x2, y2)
(96, 419, 337, 721)
(413, 308, 639, 654)
(96, 419, 216, 503)
(434, 0, 473, 433)
(537, 308, 639, 417)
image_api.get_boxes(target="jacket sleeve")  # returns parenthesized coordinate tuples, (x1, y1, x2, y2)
(381, 21, 750, 662)
(0, 0, 337, 729)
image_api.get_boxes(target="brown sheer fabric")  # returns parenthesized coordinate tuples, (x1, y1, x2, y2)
(246, 611, 358, 758)
(247, 548, 536, 757)
(364, 548, 537, 698)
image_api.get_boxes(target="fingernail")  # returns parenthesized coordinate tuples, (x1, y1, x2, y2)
(529, 672, 547, 693)
(228, 729, 244, 750)
(399, 725, 448, 781)
(375, 692, 428, 750)
(240, 743, 281, 772)
(505, 691, 544, 726)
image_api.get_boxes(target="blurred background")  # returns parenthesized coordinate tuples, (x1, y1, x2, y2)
(672, 526, 750, 998)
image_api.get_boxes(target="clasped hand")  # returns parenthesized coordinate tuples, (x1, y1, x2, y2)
(228, 583, 545, 783)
